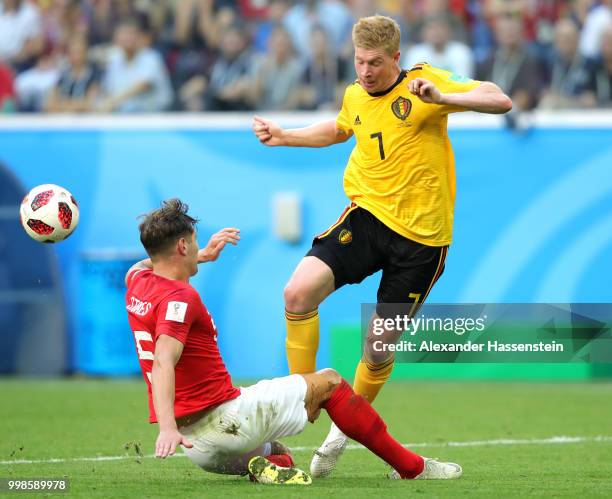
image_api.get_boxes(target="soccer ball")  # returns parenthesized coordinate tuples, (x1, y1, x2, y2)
(20, 184, 80, 243)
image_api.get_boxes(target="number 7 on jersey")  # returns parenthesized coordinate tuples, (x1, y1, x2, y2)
(370, 132, 385, 160)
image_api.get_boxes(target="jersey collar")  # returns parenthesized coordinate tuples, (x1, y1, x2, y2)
(367, 70, 407, 97)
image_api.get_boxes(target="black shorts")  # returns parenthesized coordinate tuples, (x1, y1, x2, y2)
(307, 204, 448, 313)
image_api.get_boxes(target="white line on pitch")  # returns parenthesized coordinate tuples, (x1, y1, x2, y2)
(2, 435, 611, 466)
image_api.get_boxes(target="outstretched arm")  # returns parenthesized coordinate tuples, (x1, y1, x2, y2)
(409, 79, 513, 114)
(252, 116, 353, 148)
(198, 228, 240, 262)
(152, 334, 193, 458)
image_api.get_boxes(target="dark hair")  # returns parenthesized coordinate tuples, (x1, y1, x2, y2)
(138, 199, 198, 257)
(115, 17, 143, 33)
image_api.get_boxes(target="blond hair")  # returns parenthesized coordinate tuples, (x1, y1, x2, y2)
(352, 15, 401, 56)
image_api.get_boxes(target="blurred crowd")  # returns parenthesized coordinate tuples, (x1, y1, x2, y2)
(0, 0, 611, 114)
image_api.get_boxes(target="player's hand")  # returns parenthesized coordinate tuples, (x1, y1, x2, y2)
(253, 115, 284, 146)
(198, 228, 240, 263)
(155, 429, 193, 458)
(408, 78, 443, 104)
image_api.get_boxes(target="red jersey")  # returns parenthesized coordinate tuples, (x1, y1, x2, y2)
(0, 64, 15, 105)
(125, 269, 240, 423)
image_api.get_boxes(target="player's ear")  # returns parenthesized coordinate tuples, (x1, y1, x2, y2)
(393, 51, 400, 64)
(177, 237, 188, 256)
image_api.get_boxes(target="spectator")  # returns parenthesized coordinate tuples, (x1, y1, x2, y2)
(566, 0, 594, 32)
(484, 0, 527, 32)
(579, 0, 611, 59)
(2, 0, 612, 113)
(283, 0, 354, 60)
(0, 0, 44, 71)
(586, 25, 612, 106)
(253, 0, 290, 53)
(179, 24, 253, 111)
(298, 25, 344, 110)
(204, 24, 252, 111)
(539, 18, 594, 109)
(402, 14, 474, 77)
(169, 2, 238, 99)
(41, 0, 88, 54)
(346, 0, 376, 19)
(364, 0, 411, 19)
(238, 0, 271, 19)
(409, 0, 468, 44)
(467, 0, 496, 63)
(45, 35, 100, 113)
(100, 19, 172, 113)
(173, 0, 214, 50)
(483, 0, 563, 50)
(530, 0, 565, 49)
(14, 46, 61, 112)
(141, 1, 177, 51)
(0, 59, 15, 112)
(250, 26, 302, 110)
(477, 15, 543, 110)
(84, 0, 141, 47)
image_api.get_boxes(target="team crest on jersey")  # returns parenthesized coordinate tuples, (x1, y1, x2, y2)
(338, 229, 352, 244)
(392, 96, 412, 120)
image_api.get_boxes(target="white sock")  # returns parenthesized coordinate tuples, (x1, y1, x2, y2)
(324, 422, 347, 443)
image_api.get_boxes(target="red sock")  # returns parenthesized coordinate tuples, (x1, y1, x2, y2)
(266, 454, 294, 468)
(324, 379, 424, 479)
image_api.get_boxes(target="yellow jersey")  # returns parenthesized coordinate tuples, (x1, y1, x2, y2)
(336, 63, 480, 246)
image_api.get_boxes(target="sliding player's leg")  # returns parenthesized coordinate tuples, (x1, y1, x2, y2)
(184, 440, 307, 485)
(283, 256, 335, 374)
(311, 313, 419, 477)
(310, 313, 400, 478)
(198, 442, 295, 475)
(304, 368, 462, 480)
(179, 376, 312, 484)
(241, 369, 460, 481)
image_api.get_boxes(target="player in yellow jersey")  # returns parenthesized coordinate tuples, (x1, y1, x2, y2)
(252, 15, 512, 477)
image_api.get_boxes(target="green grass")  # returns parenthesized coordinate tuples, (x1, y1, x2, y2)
(2, 379, 612, 497)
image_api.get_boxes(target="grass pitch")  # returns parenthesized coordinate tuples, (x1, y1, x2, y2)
(2, 379, 612, 498)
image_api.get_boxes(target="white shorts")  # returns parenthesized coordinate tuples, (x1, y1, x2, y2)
(180, 374, 308, 473)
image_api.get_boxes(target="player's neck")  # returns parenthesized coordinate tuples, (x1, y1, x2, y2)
(152, 262, 190, 283)
(386, 68, 402, 89)
(369, 68, 402, 96)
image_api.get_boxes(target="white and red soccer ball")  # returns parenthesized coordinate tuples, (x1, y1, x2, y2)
(20, 184, 80, 243)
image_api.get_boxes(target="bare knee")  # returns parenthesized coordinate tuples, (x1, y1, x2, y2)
(284, 257, 335, 313)
(302, 369, 343, 422)
(284, 281, 317, 314)
(316, 368, 342, 390)
(302, 368, 342, 393)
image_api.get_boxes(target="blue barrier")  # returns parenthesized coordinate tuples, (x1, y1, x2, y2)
(76, 254, 140, 375)
(1, 115, 611, 377)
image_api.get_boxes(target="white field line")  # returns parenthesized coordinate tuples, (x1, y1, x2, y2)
(2, 435, 611, 466)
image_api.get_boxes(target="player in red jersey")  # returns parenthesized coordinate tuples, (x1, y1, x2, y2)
(125, 199, 462, 484)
